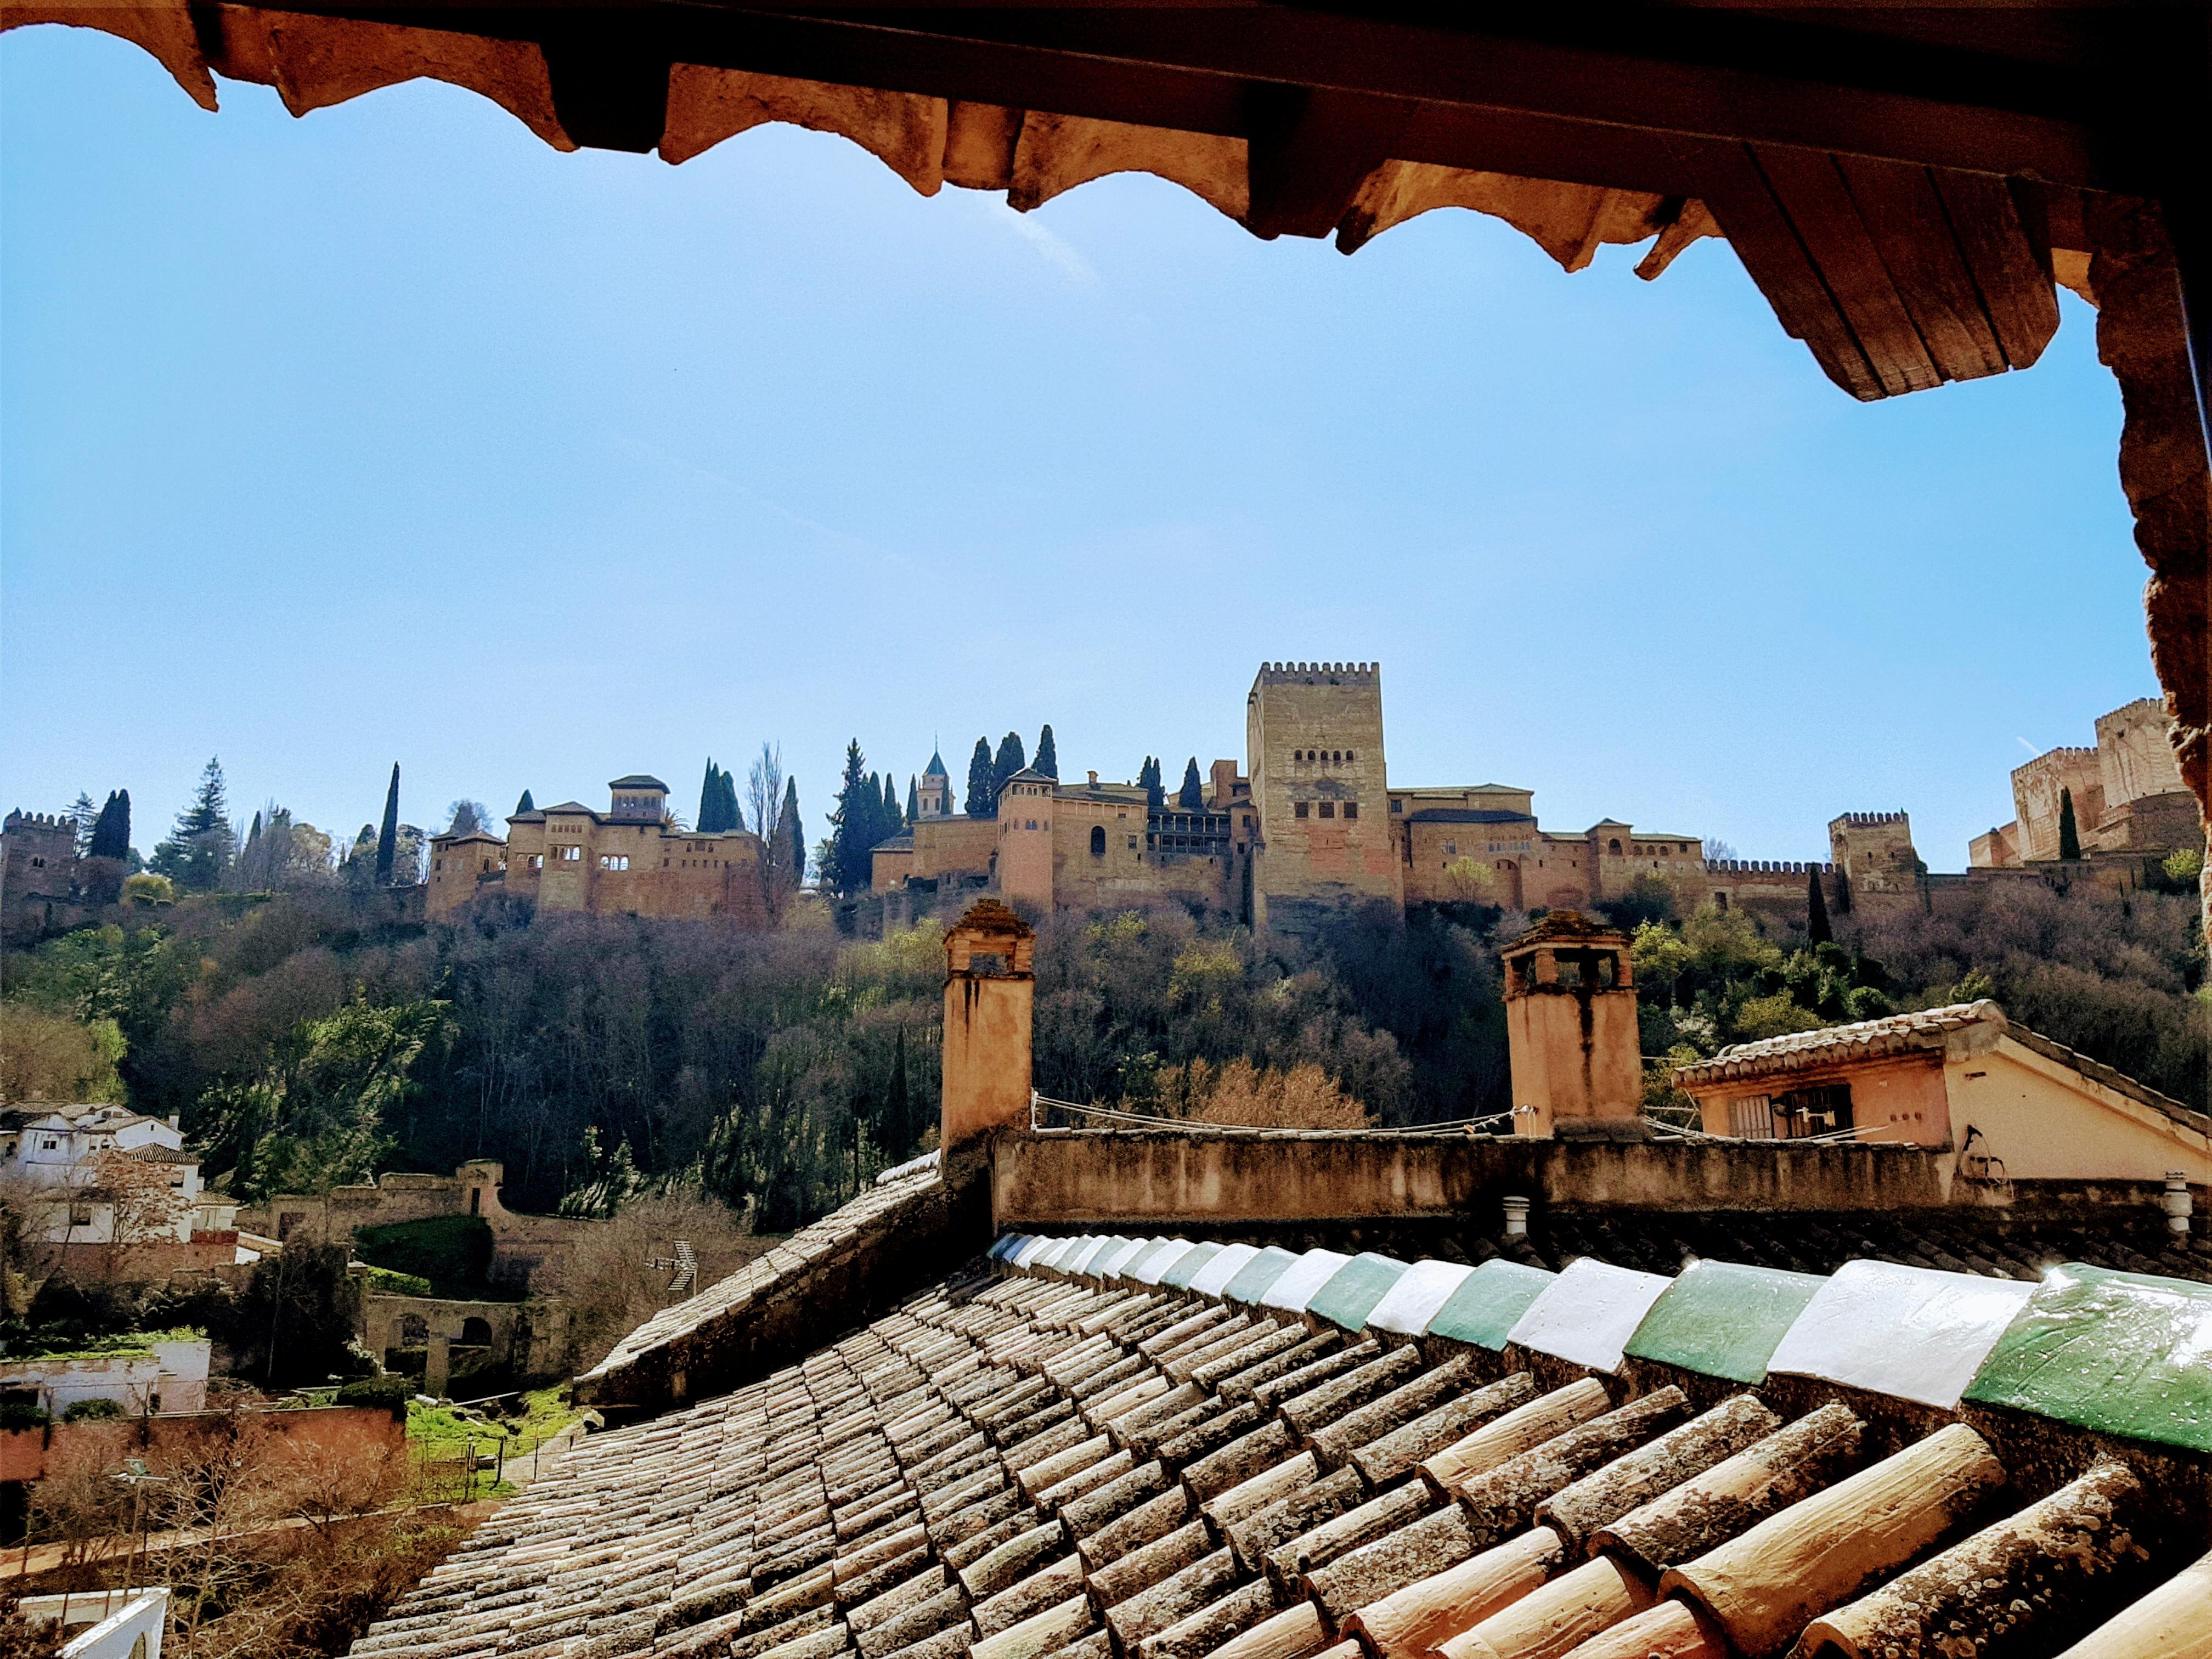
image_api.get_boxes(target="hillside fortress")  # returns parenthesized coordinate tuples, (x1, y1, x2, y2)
(427, 774, 770, 924)
(875, 662, 1885, 930)
(1968, 696, 2199, 870)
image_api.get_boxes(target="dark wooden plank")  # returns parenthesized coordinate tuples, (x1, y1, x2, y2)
(222, 3, 2118, 189)
(1674, 139, 1883, 401)
(1835, 156, 2004, 382)
(1752, 144, 1939, 396)
(1931, 171, 2061, 370)
(1243, 86, 1414, 241)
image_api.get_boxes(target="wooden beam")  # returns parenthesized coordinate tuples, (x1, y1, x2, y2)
(215, 3, 2127, 190)
(1242, 86, 1413, 241)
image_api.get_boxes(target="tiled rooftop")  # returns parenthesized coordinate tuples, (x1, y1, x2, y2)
(360, 1222, 2212, 1659)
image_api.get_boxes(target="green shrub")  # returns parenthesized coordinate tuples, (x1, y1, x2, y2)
(0, 1402, 51, 1431)
(359, 1266, 434, 1298)
(336, 1373, 414, 1420)
(62, 1398, 126, 1423)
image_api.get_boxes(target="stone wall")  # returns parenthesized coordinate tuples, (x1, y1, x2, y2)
(2095, 696, 2186, 808)
(990, 1127, 1950, 1225)
(572, 1163, 982, 1416)
(2010, 749, 2104, 862)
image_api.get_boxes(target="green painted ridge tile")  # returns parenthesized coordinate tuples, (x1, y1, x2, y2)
(1962, 1262, 2212, 1455)
(1306, 1252, 1412, 1333)
(1221, 1246, 1301, 1306)
(1160, 1241, 1226, 1291)
(1424, 1259, 1555, 1350)
(1622, 1259, 1826, 1384)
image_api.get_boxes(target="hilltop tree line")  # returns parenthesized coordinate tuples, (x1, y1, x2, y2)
(5, 850, 2200, 1237)
(811, 726, 1231, 894)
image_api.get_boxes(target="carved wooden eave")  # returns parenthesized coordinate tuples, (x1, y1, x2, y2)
(6, 3, 2208, 866)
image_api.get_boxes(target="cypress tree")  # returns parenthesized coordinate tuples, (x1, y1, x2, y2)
(87, 791, 131, 861)
(906, 775, 920, 823)
(1140, 757, 1164, 810)
(883, 773, 902, 833)
(966, 738, 995, 819)
(1177, 757, 1204, 811)
(1035, 725, 1059, 780)
(781, 778, 804, 886)
(826, 742, 872, 893)
(698, 759, 718, 831)
(376, 763, 400, 886)
(885, 1026, 912, 1158)
(1807, 865, 1832, 945)
(992, 732, 1027, 798)
(2057, 786, 2083, 860)
(515, 789, 535, 815)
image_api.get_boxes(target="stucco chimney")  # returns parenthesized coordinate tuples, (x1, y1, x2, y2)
(941, 900, 1036, 1180)
(1500, 910, 1643, 1137)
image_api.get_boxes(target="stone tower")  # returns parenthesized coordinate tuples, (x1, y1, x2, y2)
(917, 749, 953, 820)
(1500, 911, 1642, 1138)
(1829, 811, 1921, 896)
(940, 900, 1035, 1177)
(994, 770, 1056, 910)
(1246, 661, 1401, 933)
(607, 775, 670, 822)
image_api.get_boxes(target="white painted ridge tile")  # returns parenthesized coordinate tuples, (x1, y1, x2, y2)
(1505, 1257, 1673, 1374)
(1259, 1249, 1352, 1315)
(1365, 1259, 1476, 1338)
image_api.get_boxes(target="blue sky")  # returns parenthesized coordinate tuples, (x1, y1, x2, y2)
(2, 27, 2157, 872)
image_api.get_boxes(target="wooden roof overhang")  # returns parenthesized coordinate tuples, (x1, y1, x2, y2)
(7, 3, 2208, 837)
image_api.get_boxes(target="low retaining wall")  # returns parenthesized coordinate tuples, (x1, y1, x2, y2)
(0, 1403, 403, 1483)
(991, 1127, 1950, 1225)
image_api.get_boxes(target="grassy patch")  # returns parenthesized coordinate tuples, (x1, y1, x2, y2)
(406, 1387, 585, 1500)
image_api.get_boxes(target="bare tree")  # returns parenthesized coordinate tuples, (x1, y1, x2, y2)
(81, 1147, 192, 1286)
(747, 743, 793, 926)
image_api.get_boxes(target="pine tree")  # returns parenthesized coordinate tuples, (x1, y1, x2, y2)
(1035, 725, 1059, 780)
(781, 778, 805, 887)
(87, 791, 131, 861)
(906, 775, 920, 822)
(992, 732, 1027, 799)
(1807, 865, 1832, 945)
(515, 789, 535, 815)
(2058, 786, 2083, 860)
(152, 756, 236, 891)
(68, 792, 98, 856)
(966, 738, 996, 819)
(376, 763, 400, 886)
(1178, 757, 1204, 811)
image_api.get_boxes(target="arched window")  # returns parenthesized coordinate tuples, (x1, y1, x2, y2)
(398, 1314, 429, 1347)
(1609, 838, 1623, 854)
(1090, 826, 1106, 857)
(459, 1317, 494, 1347)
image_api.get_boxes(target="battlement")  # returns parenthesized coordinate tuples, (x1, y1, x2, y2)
(1830, 810, 1909, 827)
(1251, 660, 1379, 687)
(3, 811, 72, 831)
(2010, 746, 2098, 777)
(1705, 859, 1834, 875)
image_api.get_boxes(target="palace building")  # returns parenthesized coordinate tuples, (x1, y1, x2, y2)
(873, 662, 1730, 932)
(427, 774, 769, 924)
